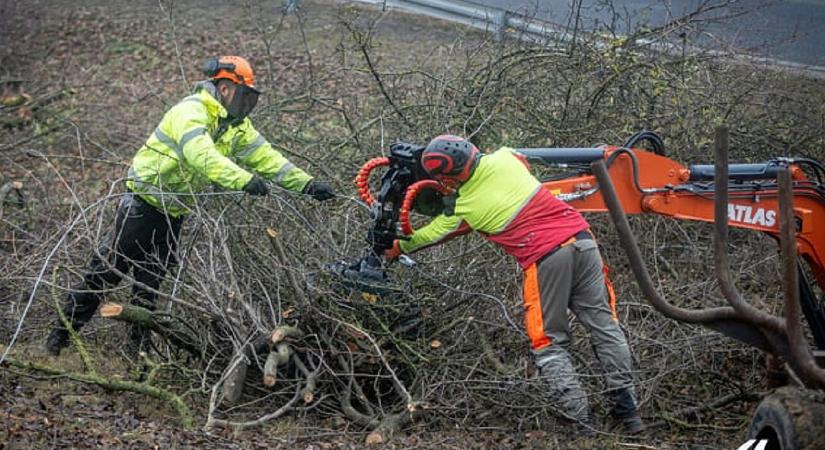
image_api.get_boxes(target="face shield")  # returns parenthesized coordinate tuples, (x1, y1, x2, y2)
(226, 83, 260, 121)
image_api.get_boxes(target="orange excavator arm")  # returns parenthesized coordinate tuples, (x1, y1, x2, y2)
(517, 144, 825, 349)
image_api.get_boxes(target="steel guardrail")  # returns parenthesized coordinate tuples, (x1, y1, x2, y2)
(350, 0, 825, 79)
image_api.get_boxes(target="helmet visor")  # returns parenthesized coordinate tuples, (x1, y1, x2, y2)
(227, 83, 260, 120)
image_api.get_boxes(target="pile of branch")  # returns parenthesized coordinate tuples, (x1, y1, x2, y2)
(4, 2, 823, 444)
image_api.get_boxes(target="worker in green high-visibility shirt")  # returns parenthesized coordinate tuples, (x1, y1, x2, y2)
(386, 135, 643, 435)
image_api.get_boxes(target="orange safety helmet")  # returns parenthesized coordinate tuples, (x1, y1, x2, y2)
(202, 56, 258, 92)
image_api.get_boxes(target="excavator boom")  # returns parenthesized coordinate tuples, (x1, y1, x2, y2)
(346, 131, 825, 445)
(350, 132, 825, 356)
(521, 145, 825, 350)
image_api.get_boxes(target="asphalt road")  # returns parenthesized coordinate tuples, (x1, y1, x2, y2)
(474, 0, 825, 66)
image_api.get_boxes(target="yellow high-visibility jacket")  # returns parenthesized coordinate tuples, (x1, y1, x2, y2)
(127, 81, 312, 216)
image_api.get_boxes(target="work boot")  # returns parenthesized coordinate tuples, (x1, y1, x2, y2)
(536, 350, 592, 427)
(609, 387, 644, 435)
(574, 415, 597, 438)
(44, 328, 70, 356)
(615, 413, 645, 435)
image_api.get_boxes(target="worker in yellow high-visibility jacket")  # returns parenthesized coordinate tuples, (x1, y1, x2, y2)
(45, 56, 335, 355)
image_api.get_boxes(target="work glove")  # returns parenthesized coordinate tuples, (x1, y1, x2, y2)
(385, 240, 402, 262)
(303, 181, 336, 201)
(243, 176, 269, 196)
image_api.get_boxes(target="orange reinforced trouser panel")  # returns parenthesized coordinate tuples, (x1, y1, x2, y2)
(523, 262, 551, 350)
(602, 264, 619, 322)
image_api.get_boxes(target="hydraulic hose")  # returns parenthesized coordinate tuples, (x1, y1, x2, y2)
(400, 180, 454, 236)
(605, 147, 652, 194)
(622, 130, 665, 155)
(355, 157, 390, 206)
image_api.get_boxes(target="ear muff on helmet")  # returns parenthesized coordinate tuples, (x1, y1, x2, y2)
(202, 58, 236, 78)
(422, 135, 479, 183)
(202, 56, 258, 91)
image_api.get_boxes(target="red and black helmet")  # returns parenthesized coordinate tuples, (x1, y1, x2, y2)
(421, 135, 480, 184)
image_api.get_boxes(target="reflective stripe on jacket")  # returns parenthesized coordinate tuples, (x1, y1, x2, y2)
(126, 81, 313, 217)
(398, 147, 589, 268)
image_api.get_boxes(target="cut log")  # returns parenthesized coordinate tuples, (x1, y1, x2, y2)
(263, 351, 279, 387)
(365, 432, 384, 446)
(99, 302, 200, 356)
(99, 302, 124, 317)
(275, 343, 292, 366)
(365, 413, 405, 446)
(220, 335, 274, 406)
(294, 355, 317, 404)
(302, 385, 315, 404)
(262, 343, 292, 387)
(221, 358, 248, 405)
(271, 325, 304, 344)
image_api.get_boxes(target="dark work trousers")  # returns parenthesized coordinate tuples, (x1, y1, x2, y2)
(56, 193, 183, 331)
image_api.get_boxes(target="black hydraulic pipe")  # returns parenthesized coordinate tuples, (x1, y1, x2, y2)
(515, 148, 605, 165)
(689, 162, 782, 181)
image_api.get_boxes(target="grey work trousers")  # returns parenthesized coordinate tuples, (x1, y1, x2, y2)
(523, 237, 637, 422)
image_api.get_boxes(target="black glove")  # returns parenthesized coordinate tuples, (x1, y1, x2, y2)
(303, 181, 336, 201)
(243, 176, 269, 196)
